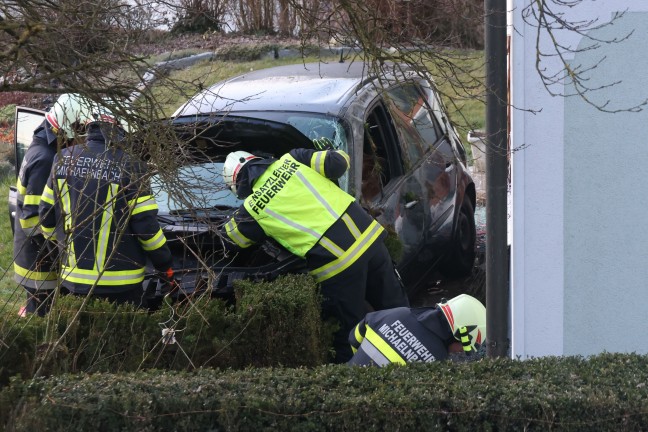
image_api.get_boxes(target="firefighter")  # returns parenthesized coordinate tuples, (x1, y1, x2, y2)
(39, 94, 173, 308)
(347, 294, 486, 366)
(221, 144, 410, 363)
(12, 94, 85, 316)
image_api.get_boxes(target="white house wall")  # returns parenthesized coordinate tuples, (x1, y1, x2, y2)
(510, 1, 648, 358)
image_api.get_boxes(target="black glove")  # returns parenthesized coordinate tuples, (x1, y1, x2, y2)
(312, 137, 335, 150)
(158, 267, 178, 294)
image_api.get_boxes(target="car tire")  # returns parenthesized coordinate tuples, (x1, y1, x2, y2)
(441, 194, 476, 277)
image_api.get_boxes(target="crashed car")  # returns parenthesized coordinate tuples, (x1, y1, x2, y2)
(9, 61, 476, 301)
(162, 61, 477, 297)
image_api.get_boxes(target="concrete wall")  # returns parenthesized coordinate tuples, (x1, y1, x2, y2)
(510, 1, 648, 358)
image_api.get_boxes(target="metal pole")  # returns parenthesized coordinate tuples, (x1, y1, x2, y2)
(484, 0, 509, 358)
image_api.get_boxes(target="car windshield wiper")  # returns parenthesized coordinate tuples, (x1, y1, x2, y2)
(169, 205, 236, 216)
(157, 214, 178, 224)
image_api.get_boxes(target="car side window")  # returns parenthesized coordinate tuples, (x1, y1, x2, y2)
(390, 113, 424, 170)
(386, 83, 442, 153)
(361, 125, 386, 203)
(360, 103, 403, 203)
(384, 84, 433, 169)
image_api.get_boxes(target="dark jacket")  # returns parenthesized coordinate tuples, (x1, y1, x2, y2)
(13, 120, 59, 289)
(348, 306, 453, 366)
(39, 123, 172, 294)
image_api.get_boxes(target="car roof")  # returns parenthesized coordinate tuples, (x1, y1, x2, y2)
(172, 61, 405, 117)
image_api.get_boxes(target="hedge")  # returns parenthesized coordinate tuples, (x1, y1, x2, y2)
(0, 274, 332, 386)
(2, 353, 648, 431)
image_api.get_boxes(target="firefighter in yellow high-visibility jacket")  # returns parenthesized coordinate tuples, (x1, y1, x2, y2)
(221, 144, 410, 363)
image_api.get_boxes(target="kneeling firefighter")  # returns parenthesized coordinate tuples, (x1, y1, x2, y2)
(348, 294, 486, 366)
(221, 144, 410, 363)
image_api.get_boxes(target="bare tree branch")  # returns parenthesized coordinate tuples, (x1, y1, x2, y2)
(522, 0, 646, 113)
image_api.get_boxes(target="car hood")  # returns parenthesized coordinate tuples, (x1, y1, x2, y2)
(171, 114, 316, 152)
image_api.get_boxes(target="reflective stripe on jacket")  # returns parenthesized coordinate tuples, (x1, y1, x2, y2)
(307, 210, 384, 283)
(348, 307, 452, 367)
(13, 121, 58, 289)
(243, 153, 354, 257)
(38, 124, 172, 294)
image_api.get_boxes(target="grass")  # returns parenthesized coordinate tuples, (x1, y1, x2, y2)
(0, 174, 21, 313)
(149, 53, 342, 117)
(425, 49, 486, 141)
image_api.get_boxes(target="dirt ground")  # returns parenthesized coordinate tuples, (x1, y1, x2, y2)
(410, 261, 486, 307)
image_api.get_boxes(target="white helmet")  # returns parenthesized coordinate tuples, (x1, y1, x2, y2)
(437, 294, 486, 353)
(45, 93, 117, 139)
(222, 151, 260, 195)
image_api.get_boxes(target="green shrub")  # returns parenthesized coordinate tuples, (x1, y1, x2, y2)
(0, 274, 329, 386)
(171, 8, 222, 34)
(383, 225, 404, 263)
(233, 274, 330, 367)
(3, 353, 648, 431)
(42, 295, 163, 375)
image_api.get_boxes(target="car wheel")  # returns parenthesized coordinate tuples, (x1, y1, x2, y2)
(441, 195, 476, 277)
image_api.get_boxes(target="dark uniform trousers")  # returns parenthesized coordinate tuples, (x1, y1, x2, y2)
(319, 239, 409, 363)
(305, 202, 410, 363)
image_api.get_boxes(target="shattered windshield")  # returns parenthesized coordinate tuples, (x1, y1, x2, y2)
(225, 111, 350, 191)
(281, 114, 347, 147)
(276, 113, 350, 191)
(151, 162, 242, 213)
(152, 113, 351, 213)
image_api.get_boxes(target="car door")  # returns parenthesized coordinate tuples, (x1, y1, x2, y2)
(355, 95, 430, 291)
(8, 107, 46, 233)
(393, 82, 459, 244)
(384, 83, 458, 280)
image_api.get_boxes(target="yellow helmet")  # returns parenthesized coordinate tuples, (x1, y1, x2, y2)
(438, 294, 486, 353)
